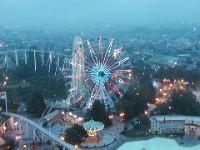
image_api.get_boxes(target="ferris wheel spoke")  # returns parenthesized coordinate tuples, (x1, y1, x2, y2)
(113, 84, 123, 98)
(85, 65, 94, 71)
(98, 36, 103, 56)
(113, 47, 124, 59)
(87, 40, 98, 65)
(103, 39, 114, 64)
(108, 57, 129, 71)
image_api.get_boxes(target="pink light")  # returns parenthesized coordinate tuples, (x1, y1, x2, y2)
(113, 47, 124, 58)
(121, 69, 132, 74)
(87, 41, 93, 51)
(98, 36, 103, 53)
(16, 135, 21, 140)
(113, 84, 123, 97)
(66, 75, 81, 79)
(119, 79, 125, 84)
(77, 47, 83, 57)
(77, 95, 84, 103)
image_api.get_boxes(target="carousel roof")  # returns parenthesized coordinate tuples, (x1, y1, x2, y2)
(82, 120, 104, 131)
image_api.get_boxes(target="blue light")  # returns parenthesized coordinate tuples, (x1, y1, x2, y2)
(90, 63, 110, 85)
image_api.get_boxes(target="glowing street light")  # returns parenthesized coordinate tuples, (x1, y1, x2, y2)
(75, 145, 79, 149)
(144, 111, 148, 115)
(109, 114, 114, 119)
(14, 122, 18, 126)
(60, 136, 65, 141)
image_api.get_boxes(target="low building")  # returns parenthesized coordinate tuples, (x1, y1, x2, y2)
(42, 110, 62, 124)
(63, 111, 84, 125)
(150, 115, 200, 136)
(185, 118, 200, 136)
(150, 115, 185, 134)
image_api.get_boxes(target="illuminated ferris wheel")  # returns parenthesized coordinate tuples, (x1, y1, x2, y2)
(83, 37, 132, 110)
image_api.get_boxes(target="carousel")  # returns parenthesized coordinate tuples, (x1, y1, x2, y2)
(82, 120, 104, 143)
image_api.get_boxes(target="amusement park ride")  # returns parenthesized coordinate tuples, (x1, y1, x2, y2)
(0, 36, 132, 149)
(66, 36, 132, 111)
(0, 36, 132, 112)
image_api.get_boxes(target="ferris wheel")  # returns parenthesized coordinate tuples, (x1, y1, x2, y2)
(84, 37, 132, 109)
(69, 36, 132, 110)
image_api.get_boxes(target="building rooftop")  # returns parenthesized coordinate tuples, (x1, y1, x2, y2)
(82, 120, 104, 131)
(151, 115, 200, 121)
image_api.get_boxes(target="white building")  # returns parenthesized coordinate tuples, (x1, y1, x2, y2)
(150, 115, 200, 136)
(150, 115, 185, 134)
(185, 118, 200, 136)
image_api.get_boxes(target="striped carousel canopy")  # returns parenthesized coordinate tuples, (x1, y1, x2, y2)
(82, 120, 104, 131)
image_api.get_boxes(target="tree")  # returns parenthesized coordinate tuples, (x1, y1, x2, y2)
(171, 90, 200, 115)
(64, 125, 87, 145)
(116, 82, 154, 120)
(26, 91, 46, 116)
(153, 66, 200, 83)
(153, 103, 172, 115)
(135, 116, 151, 132)
(86, 100, 111, 127)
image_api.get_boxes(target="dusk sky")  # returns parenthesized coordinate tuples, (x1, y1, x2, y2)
(0, 0, 200, 27)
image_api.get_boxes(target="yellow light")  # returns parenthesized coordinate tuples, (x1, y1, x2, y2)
(77, 117, 83, 121)
(60, 136, 65, 141)
(109, 115, 114, 119)
(3, 126, 6, 130)
(120, 112, 125, 117)
(163, 93, 167, 96)
(16, 135, 21, 140)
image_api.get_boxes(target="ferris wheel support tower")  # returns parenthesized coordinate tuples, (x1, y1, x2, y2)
(85, 77, 113, 110)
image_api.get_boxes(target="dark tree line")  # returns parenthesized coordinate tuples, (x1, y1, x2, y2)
(116, 81, 156, 120)
(153, 66, 200, 83)
(26, 91, 46, 116)
(64, 125, 88, 145)
(154, 90, 200, 116)
(85, 100, 111, 127)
